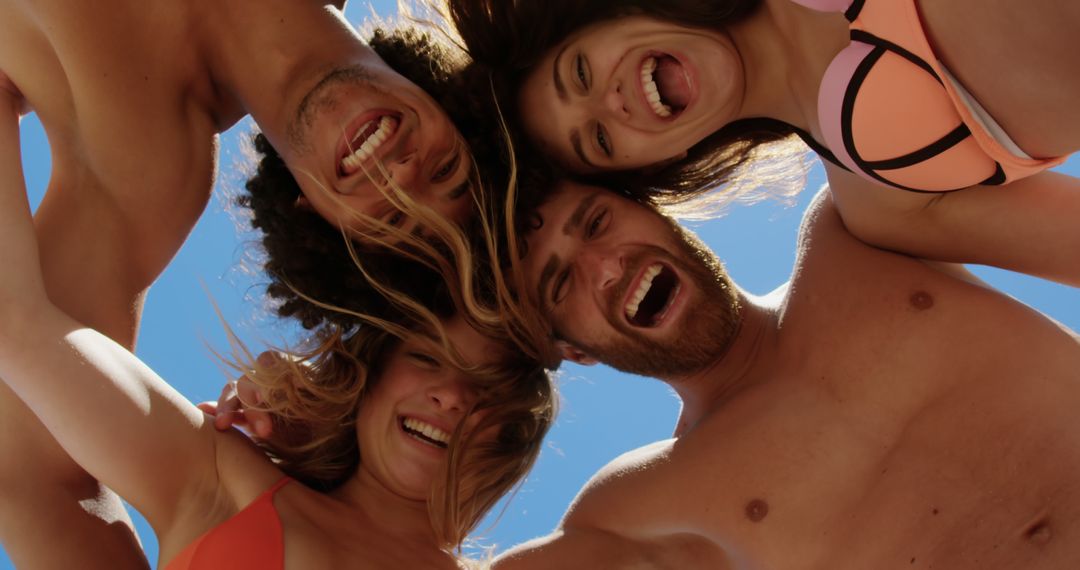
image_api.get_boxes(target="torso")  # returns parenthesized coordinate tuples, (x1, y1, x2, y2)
(161, 434, 462, 570)
(0, 0, 226, 336)
(564, 194, 1080, 568)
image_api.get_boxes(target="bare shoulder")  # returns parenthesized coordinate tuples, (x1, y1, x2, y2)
(161, 424, 283, 563)
(492, 439, 731, 570)
(562, 439, 677, 526)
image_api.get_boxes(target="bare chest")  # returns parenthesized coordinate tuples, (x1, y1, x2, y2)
(2, 0, 223, 272)
(682, 290, 1080, 567)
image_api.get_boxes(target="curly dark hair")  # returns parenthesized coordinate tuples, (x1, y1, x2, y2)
(240, 27, 511, 332)
(445, 0, 799, 206)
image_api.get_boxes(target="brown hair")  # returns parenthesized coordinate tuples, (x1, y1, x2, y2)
(229, 314, 555, 550)
(441, 0, 803, 207)
(240, 26, 508, 334)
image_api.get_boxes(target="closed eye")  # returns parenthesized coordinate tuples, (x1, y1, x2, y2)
(552, 269, 571, 305)
(407, 351, 441, 368)
(596, 123, 612, 157)
(586, 208, 608, 238)
(575, 54, 589, 91)
(432, 151, 460, 182)
(385, 210, 406, 228)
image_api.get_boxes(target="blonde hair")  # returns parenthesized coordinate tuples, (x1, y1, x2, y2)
(231, 18, 561, 552)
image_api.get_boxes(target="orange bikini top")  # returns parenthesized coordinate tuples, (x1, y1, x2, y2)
(793, 0, 1065, 192)
(165, 477, 290, 570)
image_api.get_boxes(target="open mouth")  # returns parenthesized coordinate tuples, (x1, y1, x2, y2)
(640, 55, 691, 119)
(624, 263, 681, 327)
(400, 416, 450, 449)
(339, 113, 401, 176)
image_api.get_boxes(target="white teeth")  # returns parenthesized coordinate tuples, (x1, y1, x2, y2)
(640, 57, 672, 118)
(403, 417, 450, 446)
(341, 116, 394, 172)
(625, 264, 664, 319)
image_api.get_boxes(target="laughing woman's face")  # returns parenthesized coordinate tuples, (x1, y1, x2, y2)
(517, 15, 746, 174)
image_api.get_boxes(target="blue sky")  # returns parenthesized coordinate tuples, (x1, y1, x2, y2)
(3, 1, 1080, 567)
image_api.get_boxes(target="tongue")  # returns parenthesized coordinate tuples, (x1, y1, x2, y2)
(655, 56, 691, 109)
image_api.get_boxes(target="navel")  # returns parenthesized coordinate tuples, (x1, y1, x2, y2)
(1024, 518, 1053, 545)
(745, 499, 769, 522)
(909, 291, 934, 311)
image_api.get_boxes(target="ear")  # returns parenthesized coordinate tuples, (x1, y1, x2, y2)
(294, 195, 313, 210)
(641, 151, 689, 174)
(554, 340, 599, 366)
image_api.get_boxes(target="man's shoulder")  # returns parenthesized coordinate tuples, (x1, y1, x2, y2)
(568, 439, 676, 515)
(494, 438, 731, 569)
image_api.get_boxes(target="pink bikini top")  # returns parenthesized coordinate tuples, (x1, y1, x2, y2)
(791, 0, 1064, 192)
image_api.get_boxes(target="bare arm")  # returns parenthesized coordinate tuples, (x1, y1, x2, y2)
(0, 96, 220, 533)
(827, 164, 1080, 287)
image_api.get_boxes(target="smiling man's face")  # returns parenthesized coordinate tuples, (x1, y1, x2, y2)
(521, 179, 742, 377)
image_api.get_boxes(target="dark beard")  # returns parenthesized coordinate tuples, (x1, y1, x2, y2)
(566, 222, 741, 378)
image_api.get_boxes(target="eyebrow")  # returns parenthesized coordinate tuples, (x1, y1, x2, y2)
(534, 191, 600, 308)
(563, 191, 598, 235)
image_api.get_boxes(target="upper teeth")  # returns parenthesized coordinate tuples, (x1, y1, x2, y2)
(403, 417, 450, 446)
(640, 57, 672, 118)
(625, 263, 663, 319)
(341, 116, 394, 172)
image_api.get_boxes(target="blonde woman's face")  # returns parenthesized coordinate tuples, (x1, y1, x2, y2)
(354, 317, 500, 499)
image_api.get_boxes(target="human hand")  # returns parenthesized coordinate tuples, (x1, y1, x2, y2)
(197, 374, 274, 440)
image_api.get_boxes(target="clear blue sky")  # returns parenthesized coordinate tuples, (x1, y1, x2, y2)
(4, 2, 1080, 567)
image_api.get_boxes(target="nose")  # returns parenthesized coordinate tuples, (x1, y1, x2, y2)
(383, 153, 424, 194)
(427, 373, 473, 414)
(578, 244, 622, 291)
(603, 83, 631, 120)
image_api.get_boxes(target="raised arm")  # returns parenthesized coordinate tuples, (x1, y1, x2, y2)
(0, 97, 221, 534)
(826, 163, 1080, 288)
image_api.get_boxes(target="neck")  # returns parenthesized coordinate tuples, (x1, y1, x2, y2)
(330, 467, 445, 548)
(667, 291, 778, 435)
(188, 0, 383, 135)
(728, 0, 852, 132)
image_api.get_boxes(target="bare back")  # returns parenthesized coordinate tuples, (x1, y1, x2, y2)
(543, 194, 1080, 569)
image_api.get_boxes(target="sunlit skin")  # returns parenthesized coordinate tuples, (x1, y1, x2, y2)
(519, 179, 740, 378)
(0, 1, 481, 567)
(514, 1, 1080, 293)
(487, 182, 1080, 570)
(518, 15, 747, 173)
(276, 64, 476, 235)
(351, 317, 499, 501)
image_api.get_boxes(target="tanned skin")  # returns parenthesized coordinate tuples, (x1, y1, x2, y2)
(0, 1, 475, 567)
(500, 180, 1080, 569)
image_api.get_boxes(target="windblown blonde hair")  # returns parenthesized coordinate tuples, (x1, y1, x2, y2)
(230, 19, 560, 552)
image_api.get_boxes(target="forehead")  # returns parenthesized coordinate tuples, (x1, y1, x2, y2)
(441, 316, 506, 368)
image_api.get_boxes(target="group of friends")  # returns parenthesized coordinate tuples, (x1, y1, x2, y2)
(1, 0, 1079, 568)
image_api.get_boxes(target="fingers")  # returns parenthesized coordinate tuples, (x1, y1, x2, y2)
(235, 378, 273, 439)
